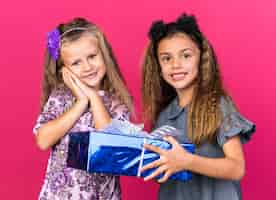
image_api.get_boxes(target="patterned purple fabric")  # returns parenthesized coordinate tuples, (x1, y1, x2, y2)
(33, 87, 130, 200)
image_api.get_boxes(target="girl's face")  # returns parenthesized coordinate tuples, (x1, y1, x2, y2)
(157, 33, 200, 93)
(61, 33, 106, 90)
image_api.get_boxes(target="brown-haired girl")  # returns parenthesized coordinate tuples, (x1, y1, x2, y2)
(141, 13, 255, 200)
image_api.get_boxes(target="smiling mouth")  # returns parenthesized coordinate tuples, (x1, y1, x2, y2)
(171, 72, 188, 80)
(83, 72, 97, 79)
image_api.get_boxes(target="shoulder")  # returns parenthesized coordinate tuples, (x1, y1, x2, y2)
(219, 96, 237, 117)
(106, 91, 130, 113)
(48, 86, 73, 102)
(217, 95, 255, 146)
(42, 86, 74, 112)
(107, 92, 126, 108)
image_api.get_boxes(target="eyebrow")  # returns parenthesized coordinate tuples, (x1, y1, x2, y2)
(159, 48, 193, 55)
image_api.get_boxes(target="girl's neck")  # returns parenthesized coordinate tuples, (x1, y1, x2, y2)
(176, 85, 195, 108)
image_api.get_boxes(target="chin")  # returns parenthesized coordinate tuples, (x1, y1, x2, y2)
(88, 83, 101, 89)
(82, 80, 98, 88)
(170, 82, 188, 89)
(171, 82, 196, 91)
(169, 76, 197, 89)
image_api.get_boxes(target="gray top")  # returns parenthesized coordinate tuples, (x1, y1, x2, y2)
(155, 97, 255, 200)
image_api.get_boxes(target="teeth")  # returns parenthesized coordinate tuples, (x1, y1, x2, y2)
(87, 72, 97, 78)
(172, 73, 186, 79)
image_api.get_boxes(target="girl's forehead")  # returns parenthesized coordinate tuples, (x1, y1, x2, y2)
(60, 33, 99, 60)
(61, 33, 98, 49)
(158, 33, 199, 52)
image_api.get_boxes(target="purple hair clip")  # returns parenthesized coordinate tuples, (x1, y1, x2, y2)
(47, 28, 61, 61)
(47, 27, 88, 60)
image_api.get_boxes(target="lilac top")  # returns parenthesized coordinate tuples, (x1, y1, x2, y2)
(33, 87, 130, 200)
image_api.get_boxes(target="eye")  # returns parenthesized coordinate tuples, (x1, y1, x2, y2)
(72, 60, 81, 66)
(88, 53, 97, 60)
(160, 56, 171, 63)
(182, 53, 192, 59)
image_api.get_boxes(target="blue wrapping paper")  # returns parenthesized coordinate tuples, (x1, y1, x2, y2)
(67, 132, 90, 171)
(67, 120, 195, 181)
(87, 131, 194, 181)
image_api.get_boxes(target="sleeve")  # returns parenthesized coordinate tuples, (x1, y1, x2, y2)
(216, 97, 256, 147)
(32, 89, 66, 135)
(109, 95, 130, 121)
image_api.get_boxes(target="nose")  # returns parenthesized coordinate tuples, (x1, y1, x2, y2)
(172, 57, 181, 69)
(83, 60, 93, 71)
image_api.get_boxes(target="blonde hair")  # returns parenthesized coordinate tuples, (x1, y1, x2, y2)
(142, 15, 235, 145)
(41, 18, 132, 113)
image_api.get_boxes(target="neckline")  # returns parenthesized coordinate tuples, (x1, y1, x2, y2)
(167, 97, 188, 120)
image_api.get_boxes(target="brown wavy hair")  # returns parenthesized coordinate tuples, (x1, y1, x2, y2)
(41, 17, 132, 113)
(142, 14, 234, 145)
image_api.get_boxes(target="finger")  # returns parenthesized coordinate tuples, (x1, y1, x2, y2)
(144, 165, 167, 181)
(65, 69, 78, 84)
(67, 69, 78, 81)
(62, 68, 78, 84)
(157, 171, 171, 183)
(62, 68, 73, 80)
(67, 71, 87, 91)
(62, 69, 82, 93)
(144, 143, 165, 155)
(74, 77, 87, 90)
(62, 67, 67, 79)
(62, 69, 71, 86)
(66, 71, 77, 87)
(163, 136, 179, 147)
(62, 67, 67, 73)
(65, 69, 81, 84)
(63, 67, 75, 75)
(140, 159, 163, 173)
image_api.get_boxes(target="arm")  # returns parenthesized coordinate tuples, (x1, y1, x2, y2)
(88, 91, 112, 129)
(88, 92, 131, 128)
(62, 68, 112, 129)
(35, 99, 88, 151)
(35, 68, 89, 151)
(61, 68, 130, 131)
(186, 136, 245, 180)
(141, 135, 245, 182)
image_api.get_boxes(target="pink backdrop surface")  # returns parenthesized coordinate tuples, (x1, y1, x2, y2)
(0, 0, 275, 199)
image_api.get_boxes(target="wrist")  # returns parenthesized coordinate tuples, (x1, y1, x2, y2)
(88, 90, 100, 100)
(88, 91, 104, 107)
(182, 152, 195, 171)
(75, 98, 89, 109)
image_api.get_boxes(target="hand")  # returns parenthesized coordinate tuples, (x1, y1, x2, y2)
(140, 136, 193, 183)
(62, 68, 89, 104)
(63, 68, 99, 101)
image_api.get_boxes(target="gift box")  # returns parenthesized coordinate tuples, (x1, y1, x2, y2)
(67, 120, 195, 181)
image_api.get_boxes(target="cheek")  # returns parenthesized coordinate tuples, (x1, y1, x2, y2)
(100, 64, 107, 74)
(96, 58, 107, 75)
(97, 55, 106, 68)
(160, 64, 170, 76)
(161, 69, 169, 81)
(187, 58, 199, 73)
(191, 67, 199, 80)
(96, 53, 105, 65)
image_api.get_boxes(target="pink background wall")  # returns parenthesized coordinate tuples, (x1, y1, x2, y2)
(0, 0, 275, 199)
